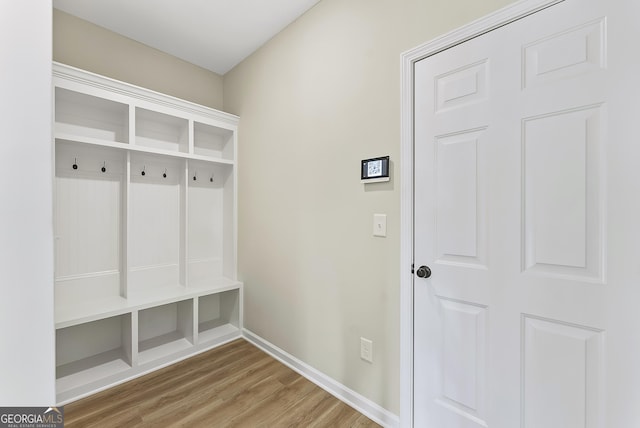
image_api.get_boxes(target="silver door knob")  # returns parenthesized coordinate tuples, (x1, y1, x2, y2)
(416, 265, 431, 278)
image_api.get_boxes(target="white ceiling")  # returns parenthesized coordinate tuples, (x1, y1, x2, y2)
(53, 0, 322, 75)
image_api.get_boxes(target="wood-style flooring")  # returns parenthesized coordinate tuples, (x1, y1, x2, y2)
(64, 339, 381, 427)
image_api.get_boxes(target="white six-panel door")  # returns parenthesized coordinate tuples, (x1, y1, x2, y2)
(413, 0, 640, 426)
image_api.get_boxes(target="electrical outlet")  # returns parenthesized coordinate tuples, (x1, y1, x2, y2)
(360, 337, 373, 363)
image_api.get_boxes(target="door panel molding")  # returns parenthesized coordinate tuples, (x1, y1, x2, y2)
(520, 314, 604, 428)
(400, 1, 565, 426)
(521, 103, 605, 282)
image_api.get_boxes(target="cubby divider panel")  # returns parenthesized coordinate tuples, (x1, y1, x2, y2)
(55, 87, 129, 143)
(138, 300, 194, 365)
(56, 314, 132, 395)
(136, 107, 188, 153)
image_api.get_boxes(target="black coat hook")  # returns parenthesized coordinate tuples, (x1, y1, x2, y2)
(72, 158, 78, 170)
(101, 161, 106, 173)
(210, 175, 214, 183)
(141, 166, 146, 176)
(193, 171, 197, 181)
(163, 169, 167, 178)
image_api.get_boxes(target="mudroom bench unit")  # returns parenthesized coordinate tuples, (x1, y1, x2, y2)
(52, 62, 242, 404)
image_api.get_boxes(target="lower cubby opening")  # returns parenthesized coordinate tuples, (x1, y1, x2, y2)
(56, 314, 132, 396)
(138, 299, 194, 365)
(197, 290, 240, 344)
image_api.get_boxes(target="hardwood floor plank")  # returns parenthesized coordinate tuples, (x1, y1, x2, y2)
(267, 387, 335, 427)
(223, 376, 319, 427)
(178, 376, 282, 426)
(309, 401, 375, 428)
(64, 339, 381, 427)
(144, 362, 288, 426)
(64, 340, 255, 425)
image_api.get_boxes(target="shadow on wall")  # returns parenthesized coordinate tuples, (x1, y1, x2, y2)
(364, 160, 395, 193)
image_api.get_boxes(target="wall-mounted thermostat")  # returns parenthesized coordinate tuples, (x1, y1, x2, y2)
(361, 156, 390, 183)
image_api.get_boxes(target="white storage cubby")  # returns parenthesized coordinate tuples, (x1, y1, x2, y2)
(55, 87, 129, 144)
(52, 63, 242, 404)
(54, 141, 126, 306)
(56, 314, 132, 403)
(138, 300, 194, 365)
(187, 160, 234, 287)
(135, 107, 189, 153)
(194, 121, 234, 161)
(197, 290, 240, 345)
(128, 153, 186, 298)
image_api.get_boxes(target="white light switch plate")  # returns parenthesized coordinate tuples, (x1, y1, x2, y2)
(373, 214, 387, 237)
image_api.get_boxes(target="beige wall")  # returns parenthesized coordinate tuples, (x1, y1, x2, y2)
(53, 9, 224, 110)
(223, 0, 515, 413)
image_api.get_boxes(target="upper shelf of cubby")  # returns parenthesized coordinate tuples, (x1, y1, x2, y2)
(53, 62, 238, 165)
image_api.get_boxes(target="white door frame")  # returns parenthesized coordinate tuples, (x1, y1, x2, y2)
(399, 0, 564, 426)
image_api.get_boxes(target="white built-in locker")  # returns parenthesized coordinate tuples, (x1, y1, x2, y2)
(52, 62, 242, 404)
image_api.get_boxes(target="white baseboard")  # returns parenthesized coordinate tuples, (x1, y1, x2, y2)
(242, 329, 399, 428)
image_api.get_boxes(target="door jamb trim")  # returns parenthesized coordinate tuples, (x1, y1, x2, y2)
(399, 0, 564, 426)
